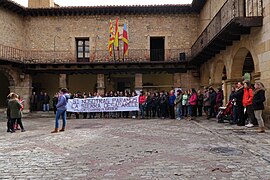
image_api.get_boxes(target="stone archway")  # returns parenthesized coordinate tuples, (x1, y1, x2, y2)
(230, 47, 258, 80)
(0, 66, 17, 87)
(211, 60, 227, 87)
(200, 63, 211, 86)
(223, 47, 258, 103)
(0, 72, 10, 107)
(0, 66, 33, 111)
(0, 67, 18, 108)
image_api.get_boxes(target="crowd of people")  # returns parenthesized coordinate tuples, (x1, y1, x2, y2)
(6, 80, 267, 133)
(30, 92, 52, 112)
(228, 81, 266, 133)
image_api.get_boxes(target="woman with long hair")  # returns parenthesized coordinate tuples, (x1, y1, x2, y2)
(253, 82, 266, 133)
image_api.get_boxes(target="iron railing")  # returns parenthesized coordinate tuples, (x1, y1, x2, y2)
(191, 0, 263, 57)
(0, 44, 191, 64)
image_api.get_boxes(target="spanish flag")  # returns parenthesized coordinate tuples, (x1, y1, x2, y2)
(114, 18, 119, 49)
(122, 23, 128, 56)
(108, 20, 114, 56)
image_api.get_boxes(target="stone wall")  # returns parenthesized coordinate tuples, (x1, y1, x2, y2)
(0, 7, 24, 49)
(180, 70, 201, 90)
(23, 14, 198, 62)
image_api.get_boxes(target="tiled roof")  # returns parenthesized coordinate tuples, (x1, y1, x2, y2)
(0, 0, 26, 15)
(0, 0, 206, 16)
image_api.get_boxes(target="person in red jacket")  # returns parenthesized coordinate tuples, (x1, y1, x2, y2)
(189, 88, 198, 120)
(242, 81, 256, 127)
(139, 91, 146, 119)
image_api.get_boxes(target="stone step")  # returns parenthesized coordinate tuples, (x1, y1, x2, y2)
(23, 111, 55, 118)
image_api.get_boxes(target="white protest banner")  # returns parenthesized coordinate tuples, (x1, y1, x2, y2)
(67, 96, 139, 112)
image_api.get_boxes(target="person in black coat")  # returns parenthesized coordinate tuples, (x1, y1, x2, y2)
(37, 92, 44, 111)
(209, 87, 216, 118)
(253, 82, 266, 133)
(197, 90, 204, 116)
(229, 86, 238, 124)
(43, 92, 50, 112)
(235, 82, 245, 126)
(160, 91, 167, 119)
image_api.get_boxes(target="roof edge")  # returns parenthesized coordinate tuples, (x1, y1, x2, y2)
(0, 0, 205, 16)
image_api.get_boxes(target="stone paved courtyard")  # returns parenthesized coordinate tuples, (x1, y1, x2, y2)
(0, 112, 270, 180)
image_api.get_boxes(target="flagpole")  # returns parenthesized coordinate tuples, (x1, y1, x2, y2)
(113, 44, 116, 62)
(122, 41, 125, 62)
(122, 23, 128, 62)
(118, 46, 120, 62)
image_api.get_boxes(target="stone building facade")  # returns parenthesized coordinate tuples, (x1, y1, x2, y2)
(0, 0, 202, 110)
(197, 0, 269, 125)
(0, 0, 269, 126)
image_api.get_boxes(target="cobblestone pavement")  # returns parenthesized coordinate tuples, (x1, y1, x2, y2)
(0, 112, 270, 180)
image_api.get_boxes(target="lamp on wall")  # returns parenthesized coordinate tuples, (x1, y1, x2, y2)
(19, 73, 25, 80)
(107, 74, 111, 83)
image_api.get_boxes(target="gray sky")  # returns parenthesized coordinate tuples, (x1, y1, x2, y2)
(12, 0, 193, 7)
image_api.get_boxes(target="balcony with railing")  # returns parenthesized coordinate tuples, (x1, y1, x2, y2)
(190, 0, 263, 65)
(0, 44, 191, 73)
(0, 44, 190, 64)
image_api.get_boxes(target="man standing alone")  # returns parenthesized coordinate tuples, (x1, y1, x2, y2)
(51, 88, 70, 133)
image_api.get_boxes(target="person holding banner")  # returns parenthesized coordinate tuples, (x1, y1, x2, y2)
(131, 91, 138, 119)
(51, 88, 70, 133)
(123, 91, 130, 118)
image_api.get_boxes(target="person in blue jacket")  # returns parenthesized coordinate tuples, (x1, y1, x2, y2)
(51, 88, 70, 133)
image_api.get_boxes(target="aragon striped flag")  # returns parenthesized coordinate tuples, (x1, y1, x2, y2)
(108, 20, 114, 57)
(122, 23, 128, 56)
(114, 18, 119, 49)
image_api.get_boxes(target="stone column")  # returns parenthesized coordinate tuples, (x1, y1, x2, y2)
(222, 80, 227, 106)
(97, 74, 105, 95)
(9, 74, 32, 112)
(173, 73, 181, 88)
(59, 74, 68, 89)
(135, 73, 143, 91)
(253, 72, 261, 82)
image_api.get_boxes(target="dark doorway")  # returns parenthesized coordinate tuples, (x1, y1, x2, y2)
(0, 72, 9, 108)
(116, 80, 132, 93)
(32, 82, 42, 94)
(117, 82, 126, 92)
(242, 52, 254, 74)
(242, 52, 255, 82)
(150, 37, 165, 61)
